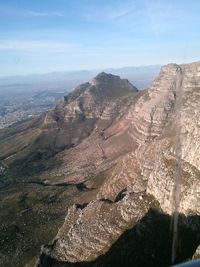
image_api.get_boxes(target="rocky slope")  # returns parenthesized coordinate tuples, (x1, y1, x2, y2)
(35, 62, 200, 267)
(0, 63, 199, 267)
(0, 72, 138, 183)
(0, 73, 139, 267)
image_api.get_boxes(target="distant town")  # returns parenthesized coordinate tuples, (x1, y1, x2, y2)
(0, 90, 66, 128)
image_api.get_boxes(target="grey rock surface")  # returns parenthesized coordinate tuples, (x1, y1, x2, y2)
(38, 62, 199, 264)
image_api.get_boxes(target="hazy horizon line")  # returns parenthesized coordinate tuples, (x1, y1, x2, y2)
(2, 59, 200, 78)
(0, 64, 163, 78)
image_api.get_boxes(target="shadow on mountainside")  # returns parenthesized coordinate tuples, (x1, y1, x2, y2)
(38, 209, 200, 267)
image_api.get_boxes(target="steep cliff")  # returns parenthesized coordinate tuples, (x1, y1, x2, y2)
(36, 62, 200, 266)
(0, 63, 199, 267)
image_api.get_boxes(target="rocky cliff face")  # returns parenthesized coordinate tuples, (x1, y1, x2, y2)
(38, 74, 139, 185)
(34, 62, 200, 267)
(145, 62, 200, 214)
(41, 72, 137, 154)
(0, 73, 137, 180)
(0, 63, 199, 267)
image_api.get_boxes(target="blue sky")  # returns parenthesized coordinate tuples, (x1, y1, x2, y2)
(0, 0, 200, 76)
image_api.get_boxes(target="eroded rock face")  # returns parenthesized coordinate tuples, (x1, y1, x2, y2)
(146, 62, 200, 214)
(43, 72, 137, 127)
(193, 245, 200, 259)
(40, 75, 139, 185)
(49, 192, 150, 262)
(0, 73, 137, 165)
(36, 62, 199, 266)
(38, 73, 138, 154)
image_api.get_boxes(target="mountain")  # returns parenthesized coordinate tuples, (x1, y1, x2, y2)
(0, 72, 138, 183)
(0, 72, 139, 267)
(0, 65, 160, 95)
(0, 63, 199, 267)
(37, 62, 200, 267)
(0, 66, 160, 130)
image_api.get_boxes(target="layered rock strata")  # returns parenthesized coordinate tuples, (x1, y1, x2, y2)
(36, 62, 200, 266)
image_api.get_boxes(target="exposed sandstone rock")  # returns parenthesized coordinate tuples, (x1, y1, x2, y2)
(193, 245, 200, 259)
(146, 62, 200, 215)
(0, 73, 138, 166)
(43, 72, 137, 127)
(42, 192, 151, 263)
(37, 62, 200, 265)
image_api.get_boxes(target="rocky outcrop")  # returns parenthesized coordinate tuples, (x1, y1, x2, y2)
(0, 63, 199, 266)
(0, 73, 138, 170)
(43, 72, 137, 127)
(39, 74, 139, 185)
(146, 62, 200, 214)
(36, 62, 200, 266)
(193, 245, 200, 259)
(41, 72, 138, 152)
(48, 192, 150, 263)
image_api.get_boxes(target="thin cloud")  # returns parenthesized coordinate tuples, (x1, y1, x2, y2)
(28, 11, 63, 17)
(0, 5, 63, 18)
(109, 8, 134, 20)
(0, 40, 79, 53)
(79, 1, 187, 35)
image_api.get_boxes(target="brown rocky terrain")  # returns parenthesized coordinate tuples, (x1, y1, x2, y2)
(0, 63, 199, 267)
(0, 72, 139, 267)
(0, 73, 138, 187)
(37, 62, 199, 267)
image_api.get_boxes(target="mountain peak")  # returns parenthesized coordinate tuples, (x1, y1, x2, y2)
(160, 63, 181, 74)
(94, 71, 117, 79)
(91, 72, 121, 85)
(90, 72, 138, 97)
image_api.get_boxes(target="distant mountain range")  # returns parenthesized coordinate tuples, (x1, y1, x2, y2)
(0, 65, 161, 94)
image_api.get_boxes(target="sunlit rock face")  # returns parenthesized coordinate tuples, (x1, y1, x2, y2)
(193, 245, 200, 259)
(43, 72, 137, 125)
(37, 62, 200, 266)
(0, 72, 138, 167)
(40, 72, 138, 151)
(48, 192, 151, 263)
(39, 74, 138, 185)
(146, 62, 200, 214)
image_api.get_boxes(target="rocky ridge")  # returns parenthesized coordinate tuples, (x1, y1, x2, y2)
(36, 62, 200, 266)
(0, 72, 137, 179)
(0, 63, 199, 266)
